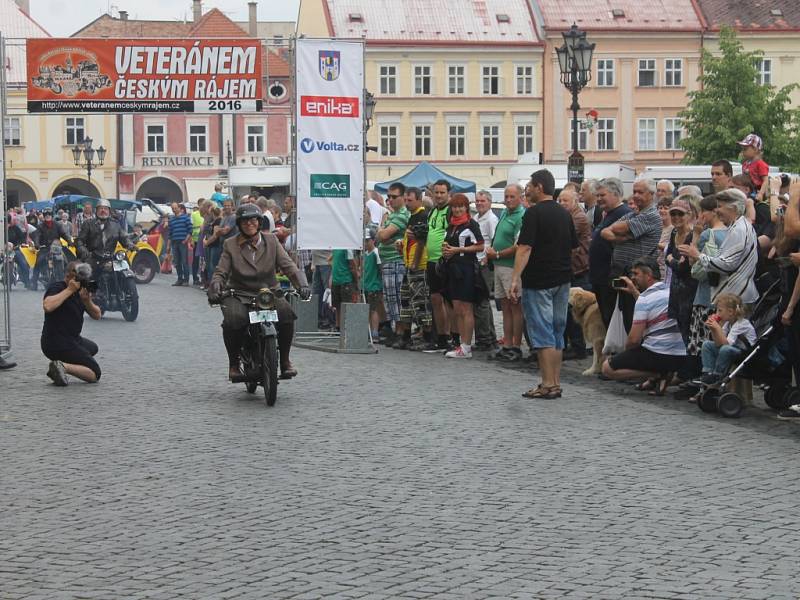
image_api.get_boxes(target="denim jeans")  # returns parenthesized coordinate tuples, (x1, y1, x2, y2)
(312, 265, 333, 327)
(171, 240, 189, 282)
(701, 341, 743, 375)
(522, 282, 570, 350)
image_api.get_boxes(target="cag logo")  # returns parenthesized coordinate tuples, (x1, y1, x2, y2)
(310, 174, 350, 198)
(300, 137, 360, 153)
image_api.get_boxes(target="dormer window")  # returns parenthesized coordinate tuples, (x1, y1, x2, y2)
(348, 12, 363, 22)
(770, 9, 783, 17)
(496, 14, 510, 23)
(611, 8, 625, 18)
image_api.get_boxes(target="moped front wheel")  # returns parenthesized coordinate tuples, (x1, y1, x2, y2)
(262, 336, 278, 407)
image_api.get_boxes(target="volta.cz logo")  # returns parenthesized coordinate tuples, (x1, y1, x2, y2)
(300, 137, 360, 154)
(300, 95, 359, 118)
(310, 174, 350, 198)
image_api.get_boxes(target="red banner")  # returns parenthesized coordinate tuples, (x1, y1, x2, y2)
(26, 38, 263, 113)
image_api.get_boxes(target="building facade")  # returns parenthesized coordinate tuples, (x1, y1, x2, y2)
(534, 0, 704, 168)
(297, 0, 544, 189)
(2, 0, 118, 207)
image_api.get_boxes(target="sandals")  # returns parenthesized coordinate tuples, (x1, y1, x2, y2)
(635, 378, 657, 392)
(522, 384, 562, 399)
(648, 372, 675, 397)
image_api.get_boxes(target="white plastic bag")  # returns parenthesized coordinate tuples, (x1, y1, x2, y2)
(323, 288, 332, 307)
(602, 305, 627, 356)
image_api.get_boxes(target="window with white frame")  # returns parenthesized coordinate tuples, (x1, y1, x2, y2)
(597, 118, 615, 151)
(482, 123, 500, 156)
(448, 124, 466, 157)
(447, 65, 465, 95)
(414, 124, 432, 157)
(4, 117, 21, 146)
(756, 58, 772, 85)
(516, 121, 534, 156)
(569, 119, 588, 151)
(665, 59, 683, 86)
(597, 59, 615, 87)
(515, 65, 533, 95)
(638, 59, 657, 87)
(247, 124, 265, 153)
(414, 65, 432, 95)
(66, 117, 85, 146)
(637, 118, 657, 151)
(665, 118, 683, 150)
(482, 65, 501, 95)
(379, 124, 398, 157)
(188, 124, 207, 153)
(379, 65, 397, 95)
(146, 124, 164, 153)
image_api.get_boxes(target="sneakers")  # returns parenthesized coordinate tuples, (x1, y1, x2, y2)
(777, 405, 800, 421)
(445, 345, 472, 359)
(494, 347, 523, 362)
(47, 360, 69, 386)
(392, 338, 410, 350)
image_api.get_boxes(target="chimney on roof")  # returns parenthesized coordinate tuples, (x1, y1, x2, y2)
(248, 1, 258, 37)
(119, 10, 128, 20)
(193, 0, 202, 23)
(13, 0, 30, 14)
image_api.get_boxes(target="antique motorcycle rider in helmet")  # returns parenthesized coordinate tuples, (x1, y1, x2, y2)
(207, 203, 311, 381)
(29, 207, 73, 291)
(75, 199, 136, 269)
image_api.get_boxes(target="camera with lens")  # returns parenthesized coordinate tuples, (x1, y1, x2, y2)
(409, 221, 429, 241)
(74, 262, 98, 293)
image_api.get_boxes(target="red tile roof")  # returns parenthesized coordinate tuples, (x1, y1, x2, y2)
(325, 0, 541, 44)
(265, 49, 290, 78)
(72, 9, 250, 39)
(696, 0, 800, 30)
(536, 0, 703, 32)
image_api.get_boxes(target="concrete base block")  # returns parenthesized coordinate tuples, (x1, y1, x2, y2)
(292, 293, 319, 333)
(340, 303, 370, 352)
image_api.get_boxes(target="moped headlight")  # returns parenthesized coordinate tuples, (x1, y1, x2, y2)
(114, 251, 127, 261)
(256, 288, 276, 310)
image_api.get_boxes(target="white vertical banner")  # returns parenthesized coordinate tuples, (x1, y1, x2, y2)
(295, 38, 364, 250)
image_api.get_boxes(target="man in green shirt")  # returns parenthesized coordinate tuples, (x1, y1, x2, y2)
(485, 183, 526, 361)
(376, 183, 409, 341)
(330, 249, 359, 330)
(426, 179, 452, 349)
(190, 201, 206, 286)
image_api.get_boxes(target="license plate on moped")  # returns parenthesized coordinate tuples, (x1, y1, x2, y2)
(249, 309, 278, 324)
(113, 260, 129, 271)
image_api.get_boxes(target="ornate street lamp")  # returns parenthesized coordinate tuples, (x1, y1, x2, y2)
(72, 137, 106, 183)
(555, 24, 595, 183)
(363, 89, 378, 152)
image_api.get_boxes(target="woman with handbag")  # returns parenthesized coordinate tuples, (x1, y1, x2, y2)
(441, 194, 484, 359)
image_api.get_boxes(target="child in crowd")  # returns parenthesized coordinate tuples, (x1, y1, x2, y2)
(362, 227, 385, 342)
(697, 293, 757, 385)
(330, 248, 360, 331)
(738, 134, 770, 201)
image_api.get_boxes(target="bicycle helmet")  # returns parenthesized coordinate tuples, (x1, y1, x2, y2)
(235, 203, 262, 228)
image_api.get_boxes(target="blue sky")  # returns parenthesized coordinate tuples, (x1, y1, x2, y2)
(31, 0, 300, 37)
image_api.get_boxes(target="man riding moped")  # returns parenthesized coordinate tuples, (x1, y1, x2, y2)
(207, 204, 311, 381)
(75, 199, 136, 270)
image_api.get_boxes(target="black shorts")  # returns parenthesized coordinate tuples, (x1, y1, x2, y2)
(42, 336, 102, 380)
(426, 261, 447, 295)
(609, 346, 687, 374)
(447, 260, 477, 303)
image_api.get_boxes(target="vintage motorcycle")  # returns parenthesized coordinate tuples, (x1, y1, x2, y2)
(1, 243, 19, 288)
(210, 287, 300, 407)
(94, 250, 139, 322)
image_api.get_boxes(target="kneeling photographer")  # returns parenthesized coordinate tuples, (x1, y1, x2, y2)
(41, 261, 102, 386)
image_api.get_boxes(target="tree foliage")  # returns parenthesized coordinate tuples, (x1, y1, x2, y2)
(679, 27, 800, 170)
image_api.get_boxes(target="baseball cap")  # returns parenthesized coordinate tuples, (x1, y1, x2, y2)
(668, 199, 691, 214)
(737, 133, 763, 151)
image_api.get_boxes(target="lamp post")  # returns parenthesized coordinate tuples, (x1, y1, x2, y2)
(363, 89, 377, 153)
(71, 137, 106, 184)
(555, 24, 595, 184)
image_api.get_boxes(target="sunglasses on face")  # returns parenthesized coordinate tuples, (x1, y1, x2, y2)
(387, 194, 401, 199)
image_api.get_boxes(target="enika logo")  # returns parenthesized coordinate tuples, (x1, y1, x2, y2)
(300, 137, 360, 153)
(310, 174, 350, 198)
(300, 95, 359, 118)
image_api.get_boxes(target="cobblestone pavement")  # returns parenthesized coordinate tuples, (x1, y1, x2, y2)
(2, 276, 800, 599)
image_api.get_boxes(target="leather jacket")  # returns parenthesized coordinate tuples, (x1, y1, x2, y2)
(76, 218, 135, 261)
(37, 221, 72, 249)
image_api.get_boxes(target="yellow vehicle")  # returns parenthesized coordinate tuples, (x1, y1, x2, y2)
(51, 195, 162, 284)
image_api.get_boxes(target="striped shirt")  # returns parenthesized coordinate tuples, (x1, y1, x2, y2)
(699, 216, 758, 305)
(612, 203, 662, 271)
(168, 213, 193, 241)
(634, 281, 687, 356)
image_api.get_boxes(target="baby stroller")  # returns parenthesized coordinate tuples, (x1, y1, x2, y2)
(696, 280, 792, 417)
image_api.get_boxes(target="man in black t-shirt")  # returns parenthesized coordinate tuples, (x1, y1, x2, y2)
(41, 262, 103, 386)
(510, 169, 577, 400)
